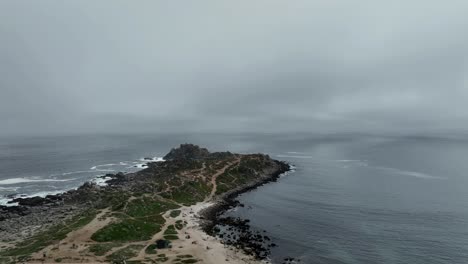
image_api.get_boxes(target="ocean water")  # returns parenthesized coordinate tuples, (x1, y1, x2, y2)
(1, 133, 468, 263)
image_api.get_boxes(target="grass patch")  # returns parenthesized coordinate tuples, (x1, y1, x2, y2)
(144, 244, 158, 255)
(156, 256, 169, 262)
(169, 210, 181, 218)
(106, 245, 144, 262)
(174, 259, 198, 264)
(177, 254, 193, 258)
(163, 235, 179, 240)
(181, 260, 198, 264)
(170, 180, 210, 205)
(91, 218, 162, 242)
(175, 220, 186, 230)
(170, 191, 198, 206)
(88, 243, 122, 256)
(163, 225, 178, 235)
(124, 197, 178, 218)
(175, 221, 183, 230)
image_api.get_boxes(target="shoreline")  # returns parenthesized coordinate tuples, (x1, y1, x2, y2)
(0, 157, 166, 206)
(200, 161, 291, 230)
(163, 201, 265, 264)
(0, 145, 293, 264)
(199, 160, 291, 260)
(162, 160, 292, 264)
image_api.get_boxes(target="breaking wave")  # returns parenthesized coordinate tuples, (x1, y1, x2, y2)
(0, 177, 75, 185)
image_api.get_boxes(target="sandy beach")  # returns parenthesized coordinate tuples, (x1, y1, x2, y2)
(156, 202, 264, 264)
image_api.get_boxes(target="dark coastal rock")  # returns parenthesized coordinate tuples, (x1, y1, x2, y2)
(0, 205, 30, 216)
(11, 196, 49, 206)
(163, 144, 210, 160)
(104, 172, 128, 186)
(199, 160, 291, 260)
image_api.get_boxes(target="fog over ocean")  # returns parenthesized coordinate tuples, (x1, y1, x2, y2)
(1, 133, 468, 263)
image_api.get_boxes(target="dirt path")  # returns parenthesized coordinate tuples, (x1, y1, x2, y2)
(132, 157, 242, 262)
(29, 208, 115, 263)
(131, 202, 258, 264)
(206, 157, 240, 201)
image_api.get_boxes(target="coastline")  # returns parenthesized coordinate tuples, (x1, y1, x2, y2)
(0, 145, 292, 264)
(200, 160, 291, 232)
(0, 157, 165, 207)
(199, 160, 291, 261)
(160, 160, 291, 264)
(160, 201, 264, 264)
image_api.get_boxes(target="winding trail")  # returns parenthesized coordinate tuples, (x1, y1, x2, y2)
(27, 156, 247, 263)
(133, 157, 241, 261)
(30, 208, 115, 262)
(206, 157, 240, 201)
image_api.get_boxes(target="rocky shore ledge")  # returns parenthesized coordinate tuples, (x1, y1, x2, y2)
(199, 160, 290, 260)
(0, 144, 290, 264)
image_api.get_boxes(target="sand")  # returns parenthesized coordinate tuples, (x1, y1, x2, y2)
(155, 202, 264, 264)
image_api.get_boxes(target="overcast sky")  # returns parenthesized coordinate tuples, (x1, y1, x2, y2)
(1, 0, 468, 136)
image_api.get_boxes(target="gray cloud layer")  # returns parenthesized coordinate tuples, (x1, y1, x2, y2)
(1, 0, 468, 135)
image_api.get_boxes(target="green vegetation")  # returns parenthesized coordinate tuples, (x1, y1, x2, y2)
(177, 254, 193, 258)
(170, 190, 198, 205)
(175, 220, 185, 230)
(163, 225, 178, 235)
(92, 197, 179, 243)
(215, 156, 270, 195)
(144, 244, 158, 255)
(106, 245, 144, 262)
(146, 254, 168, 262)
(169, 210, 181, 218)
(0, 209, 98, 260)
(100, 191, 132, 211)
(157, 256, 169, 262)
(167, 180, 211, 206)
(163, 235, 179, 240)
(91, 219, 162, 242)
(88, 243, 122, 256)
(124, 197, 178, 218)
(173, 255, 199, 264)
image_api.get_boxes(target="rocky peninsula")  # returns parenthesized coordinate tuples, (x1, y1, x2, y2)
(0, 144, 290, 264)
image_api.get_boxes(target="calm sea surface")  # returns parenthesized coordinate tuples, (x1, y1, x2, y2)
(1, 133, 468, 263)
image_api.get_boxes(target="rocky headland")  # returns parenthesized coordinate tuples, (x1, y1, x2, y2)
(0, 144, 290, 264)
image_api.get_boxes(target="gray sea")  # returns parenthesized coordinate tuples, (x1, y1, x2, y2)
(1, 133, 468, 263)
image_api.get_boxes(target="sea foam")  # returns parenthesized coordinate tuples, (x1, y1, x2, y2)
(378, 167, 446, 180)
(0, 178, 75, 185)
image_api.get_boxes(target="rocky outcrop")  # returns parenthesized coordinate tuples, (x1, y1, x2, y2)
(163, 143, 210, 160)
